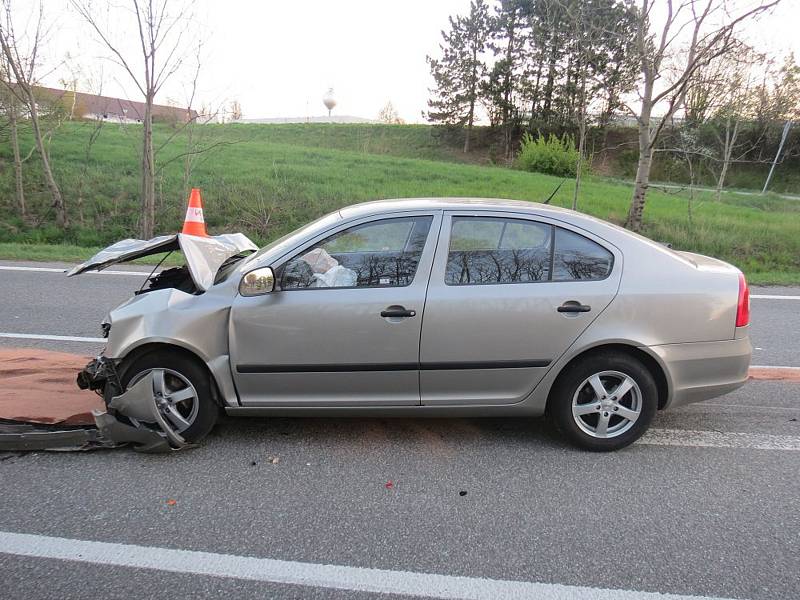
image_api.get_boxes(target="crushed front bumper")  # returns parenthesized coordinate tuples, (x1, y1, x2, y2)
(76, 356, 120, 395)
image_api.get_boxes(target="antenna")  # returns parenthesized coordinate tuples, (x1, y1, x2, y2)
(543, 179, 566, 205)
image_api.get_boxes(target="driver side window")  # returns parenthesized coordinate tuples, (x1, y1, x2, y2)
(280, 216, 433, 290)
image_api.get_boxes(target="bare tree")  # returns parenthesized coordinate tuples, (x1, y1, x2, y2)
(72, 0, 194, 238)
(0, 0, 67, 227)
(709, 48, 761, 200)
(378, 101, 402, 124)
(682, 41, 761, 199)
(624, 0, 780, 232)
(228, 99, 242, 122)
(71, 66, 107, 225)
(0, 51, 24, 219)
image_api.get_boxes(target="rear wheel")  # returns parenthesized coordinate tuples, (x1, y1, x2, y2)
(549, 352, 657, 451)
(114, 350, 218, 443)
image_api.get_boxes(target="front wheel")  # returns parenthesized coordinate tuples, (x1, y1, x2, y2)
(549, 352, 657, 451)
(113, 350, 218, 443)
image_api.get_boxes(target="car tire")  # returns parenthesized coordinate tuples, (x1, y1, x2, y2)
(113, 350, 218, 443)
(548, 352, 657, 451)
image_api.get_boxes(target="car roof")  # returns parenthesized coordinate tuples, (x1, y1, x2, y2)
(338, 197, 575, 220)
(337, 197, 683, 264)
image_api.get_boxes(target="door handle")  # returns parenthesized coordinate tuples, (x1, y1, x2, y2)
(381, 306, 417, 318)
(557, 302, 591, 313)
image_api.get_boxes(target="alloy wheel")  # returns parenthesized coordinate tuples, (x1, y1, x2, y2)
(127, 368, 199, 434)
(571, 370, 642, 439)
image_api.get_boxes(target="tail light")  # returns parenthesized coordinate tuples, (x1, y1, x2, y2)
(736, 272, 750, 327)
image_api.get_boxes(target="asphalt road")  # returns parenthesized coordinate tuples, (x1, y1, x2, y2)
(1, 261, 799, 600)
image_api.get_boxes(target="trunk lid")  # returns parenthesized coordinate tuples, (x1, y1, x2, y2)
(674, 250, 741, 274)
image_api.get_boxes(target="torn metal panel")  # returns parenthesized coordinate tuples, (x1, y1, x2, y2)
(92, 411, 174, 453)
(107, 372, 188, 450)
(0, 422, 108, 452)
(66, 235, 178, 276)
(67, 232, 257, 291)
(0, 413, 182, 453)
(179, 233, 257, 290)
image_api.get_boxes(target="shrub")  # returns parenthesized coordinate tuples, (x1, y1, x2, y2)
(515, 132, 582, 178)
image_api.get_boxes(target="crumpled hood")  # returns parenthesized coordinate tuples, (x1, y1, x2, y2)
(66, 232, 258, 291)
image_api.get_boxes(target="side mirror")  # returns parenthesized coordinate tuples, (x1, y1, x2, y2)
(239, 267, 275, 296)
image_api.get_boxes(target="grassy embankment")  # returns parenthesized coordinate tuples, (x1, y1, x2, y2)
(0, 122, 798, 284)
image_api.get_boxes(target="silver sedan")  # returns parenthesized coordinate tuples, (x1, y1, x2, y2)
(74, 198, 752, 451)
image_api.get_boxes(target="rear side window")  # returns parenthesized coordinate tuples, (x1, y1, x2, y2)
(446, 217, 613, 285)
(447, 217, 552, 284)
(552, 227, 614, 280)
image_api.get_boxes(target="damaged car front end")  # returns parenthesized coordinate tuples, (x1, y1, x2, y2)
(68, 232, 258, 452)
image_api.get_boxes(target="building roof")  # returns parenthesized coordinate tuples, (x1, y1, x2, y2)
(31, 85, 198, 123)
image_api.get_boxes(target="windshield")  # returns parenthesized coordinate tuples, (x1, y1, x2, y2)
(243, 209, 343, 267)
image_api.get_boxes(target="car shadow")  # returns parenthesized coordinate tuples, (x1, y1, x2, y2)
(208, 414, 571, 452)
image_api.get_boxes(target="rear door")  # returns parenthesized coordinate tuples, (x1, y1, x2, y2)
(419, 211, 621, 405)
(229, 212, 441, 406)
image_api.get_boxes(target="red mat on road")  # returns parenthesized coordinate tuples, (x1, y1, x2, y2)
(0, 349, 104, 426)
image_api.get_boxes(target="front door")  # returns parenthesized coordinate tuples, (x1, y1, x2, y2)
(230, 213, 440, 406)
(419, 212, 621, 405)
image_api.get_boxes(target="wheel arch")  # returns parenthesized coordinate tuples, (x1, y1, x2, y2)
(115, 341, 225, 407)
(545, 343, 671, 412)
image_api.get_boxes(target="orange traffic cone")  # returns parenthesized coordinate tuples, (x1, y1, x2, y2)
(181, 188, 208, 237)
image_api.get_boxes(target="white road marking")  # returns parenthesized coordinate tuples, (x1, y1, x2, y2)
(751, 364, 800, 371)
(0, 530, 737, 600)
(0, 265, 148, 276)
(690, 402, 798, 412)
(639, 428, 800, 451)
(750, 294, 800, 300)
(0, 333, 105, 343)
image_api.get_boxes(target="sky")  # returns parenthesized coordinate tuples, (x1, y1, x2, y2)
(9, 0, 800, 123)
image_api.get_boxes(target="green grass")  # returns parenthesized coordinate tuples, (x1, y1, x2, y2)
(1, 121, 799, 285)
(0, 242, 182, 267)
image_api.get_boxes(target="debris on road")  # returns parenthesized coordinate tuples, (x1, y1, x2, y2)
(0, 421, 111, 452)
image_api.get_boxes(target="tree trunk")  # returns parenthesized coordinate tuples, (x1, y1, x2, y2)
(141, 98, 156, 239)
(572, 71, 588, 212)
(715, 117, 738, 201)
(25, 88, 67, 227)
(183, 120, 194, 198)
(627, 128, 653, 232)
(464, 48, 477, 154)
(9, 100, 25, 220)
(528, 60, 543, 128)
(464, 100, 474, 153)
(502, 12, 517, 161)
(542, 27, 558, 120)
